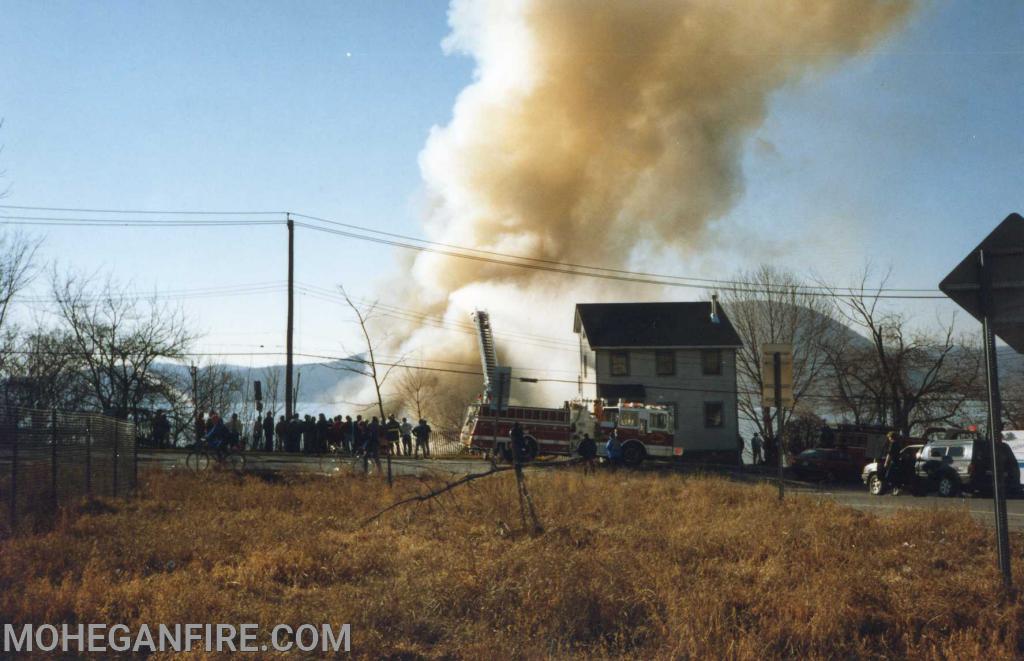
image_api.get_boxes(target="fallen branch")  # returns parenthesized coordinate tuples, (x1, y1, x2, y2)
(359, 458, 581, 528)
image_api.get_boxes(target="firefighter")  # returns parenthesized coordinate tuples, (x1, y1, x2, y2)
(413, 418, 432, 458)
(577, 433, 597, 474)
(605, 428, 623, 468)
(385, 415, 401, 456)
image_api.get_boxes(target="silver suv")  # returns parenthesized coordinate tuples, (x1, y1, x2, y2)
(916, 430, 1021, 497)
(915, 435, 973, 497)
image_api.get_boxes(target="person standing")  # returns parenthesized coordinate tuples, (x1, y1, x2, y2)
(287, 415, 302, 453)
(882, 431, 902, 486)
(355, 416, 367, 456)
(400, 417, 413, 457)
(152, 410, 171, 448)
(252, 416, 263, 450)
(364, 416, 383, 473)
(275, 415, 287, 452)
(227, 413, 243, 448)
(736, 433, 745, 466)
(413, 418, 432, 458)
(385, 415, 401, 456)
(751, 433, 764, 465)
(341, 415, 354, 454)
(316, 413, 330, 454)
(606, 428, 623, 468)
(577, 433, 597, 474)
(263, 412, 275, 452)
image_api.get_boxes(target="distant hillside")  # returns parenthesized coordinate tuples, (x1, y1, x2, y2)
(158, 358, 363, 410)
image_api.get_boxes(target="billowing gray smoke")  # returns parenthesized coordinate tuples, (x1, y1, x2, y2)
(361, 0, 912, 409)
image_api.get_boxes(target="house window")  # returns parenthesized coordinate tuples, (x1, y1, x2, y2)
(704, 402, 724, 428)
(701, 349, 722, 376)
(610, 351, 630, 376)
(655, 350, 676, 376)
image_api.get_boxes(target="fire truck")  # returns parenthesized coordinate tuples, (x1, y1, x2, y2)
(460, 311, 680, 465)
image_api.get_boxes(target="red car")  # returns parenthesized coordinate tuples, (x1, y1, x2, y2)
(793, 447, 868, 482)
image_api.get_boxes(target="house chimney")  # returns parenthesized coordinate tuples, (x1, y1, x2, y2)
(710, 293, 720, 324)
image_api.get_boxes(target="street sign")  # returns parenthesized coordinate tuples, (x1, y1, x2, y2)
(939, 213, 1024, 352)
(939, 212, 1023, 589)
(760, 343, 793, 408)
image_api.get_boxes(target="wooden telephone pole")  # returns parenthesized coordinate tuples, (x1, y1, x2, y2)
(285, 214, 294, 421)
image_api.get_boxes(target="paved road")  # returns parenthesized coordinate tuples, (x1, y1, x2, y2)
(139, 451, 1024, 530)
(138, 450, 485, 478)
(794, 484, 1024, 531)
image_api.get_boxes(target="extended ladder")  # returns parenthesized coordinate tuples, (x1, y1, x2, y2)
(472, 310, 498, 396)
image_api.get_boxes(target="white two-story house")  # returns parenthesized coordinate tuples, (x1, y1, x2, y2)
(573, 300, 742, 458)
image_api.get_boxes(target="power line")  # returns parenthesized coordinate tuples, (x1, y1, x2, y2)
(0, 204, 945, 298)
(294, 221, 947, 300)
(293, 212, 938, 294)
(16, 282, 288, 304)
(0, 214, 281, 227)
(0, 205, 282, 216)
(296, 283, 580, 351)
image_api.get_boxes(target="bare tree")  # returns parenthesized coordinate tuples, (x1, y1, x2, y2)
(0, 232, 40, 332)
(337, 288, 403, 421)
(3, 327, 88, 410)
(190, 361, 244, 418)
(824, 267, 983, 436)
(717, 266, 839, 453)
(50, 271, 196, 421)
(395, 365, 440, 421)
(261, 365, 281, 417)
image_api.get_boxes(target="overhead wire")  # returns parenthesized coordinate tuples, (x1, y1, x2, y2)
(0, 204, 946, 299)
(292, 212, 938, 295)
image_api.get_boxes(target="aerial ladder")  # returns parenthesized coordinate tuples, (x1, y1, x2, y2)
(472, 310, 510, 408)
(473, 310, 498, 394)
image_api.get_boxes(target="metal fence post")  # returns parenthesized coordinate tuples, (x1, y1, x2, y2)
(85, 419, 92, 497)
(9, 411, 18, 532)
(133, 425, 138, 492)
(112, 422, 119, 497)
(51, 409, 58, 511)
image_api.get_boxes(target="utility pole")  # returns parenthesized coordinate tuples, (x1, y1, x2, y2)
(189, 364, 198, 442)
(760, 344, 792, 501)
(774, 352, 784, 501)
(285, 214, 295, 422)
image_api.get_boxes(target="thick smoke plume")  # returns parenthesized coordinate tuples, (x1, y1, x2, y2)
(360, 0, 912, 411)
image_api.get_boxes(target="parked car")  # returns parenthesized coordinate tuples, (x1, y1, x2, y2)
(1000, 430, 1024, 490)
(913, 430, 1020, 497)
(793, 447, 867, 482)
(862, 445, 923, 495)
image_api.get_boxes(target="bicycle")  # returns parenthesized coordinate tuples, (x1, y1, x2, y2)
(317, 443, 348, 473)
(186, 440, 247, 473)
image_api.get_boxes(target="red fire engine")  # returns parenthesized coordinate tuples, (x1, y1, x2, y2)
(460, 311, 680, 465)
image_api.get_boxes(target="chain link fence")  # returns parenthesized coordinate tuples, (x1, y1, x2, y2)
(0, 407, 136, 535)
(427, 429, 470, 458)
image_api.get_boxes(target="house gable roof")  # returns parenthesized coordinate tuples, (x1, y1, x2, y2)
(574, 302, 743, 349)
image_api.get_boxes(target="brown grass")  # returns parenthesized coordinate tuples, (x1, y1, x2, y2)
(1, 468, 1023, 659)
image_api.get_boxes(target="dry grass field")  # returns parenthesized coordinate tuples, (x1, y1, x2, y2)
(1, 468, 1023, 659)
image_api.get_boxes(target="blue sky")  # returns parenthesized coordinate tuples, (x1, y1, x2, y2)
(1, 0, 1023, 368)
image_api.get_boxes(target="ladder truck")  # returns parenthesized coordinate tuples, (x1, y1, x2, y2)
(460, 310, 678, 465)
